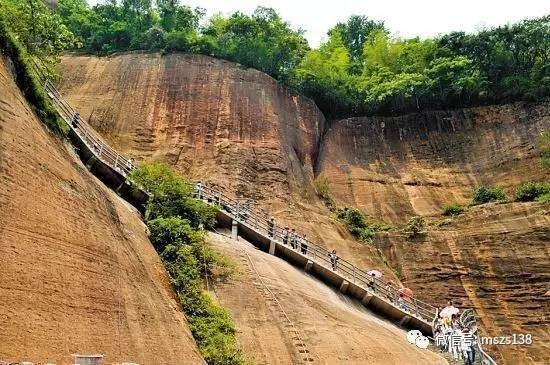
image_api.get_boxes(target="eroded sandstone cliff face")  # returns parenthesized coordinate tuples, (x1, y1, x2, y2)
(58, 52, 550, 364)
(58, 52, 396, 281)
(0, 57, 203, 364)
(374, 203, 549, 364)
(318, 104, 550, 223)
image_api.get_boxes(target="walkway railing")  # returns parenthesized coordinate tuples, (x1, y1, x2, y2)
(460, 309, 498, 365)
(197, 184, 438, 323)
(31, 62, 134, 176)
(32, 61, 496, 363)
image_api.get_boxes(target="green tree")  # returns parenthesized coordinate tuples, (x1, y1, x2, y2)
(130, 163, 217, 228)
(330, 15, 386, 73)
(0, 0, 75, 63)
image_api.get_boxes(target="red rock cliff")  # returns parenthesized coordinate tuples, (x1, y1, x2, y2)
(0, 56, 203, 364)
(58, 52, 550, 364)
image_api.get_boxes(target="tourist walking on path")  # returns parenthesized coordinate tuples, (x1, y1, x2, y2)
(267, 217, 275, 238)
(301, 234, 308, 254)
(329, 250, 339, 271)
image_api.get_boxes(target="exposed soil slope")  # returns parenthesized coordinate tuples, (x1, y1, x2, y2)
(58, 52, 550, 364)
(209, 231, 447, 365)
(0, 56, 203, 364)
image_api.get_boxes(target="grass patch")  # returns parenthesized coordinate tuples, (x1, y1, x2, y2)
(442, 203, 466, 216)
(131, 163, 244, 365)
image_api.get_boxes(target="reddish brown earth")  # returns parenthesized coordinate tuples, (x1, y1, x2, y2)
(0, 56, 203, 364)
(318, 104, 550, 223)
(58, 52, 550, 364)
(209, 231, 447, 365)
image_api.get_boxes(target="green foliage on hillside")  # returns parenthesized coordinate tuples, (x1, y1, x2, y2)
(131, 162, 217, 228)
(3, 2, 548, 119)
(442, 203, 466, 216)
(0, 0, 75, 131)
(42, 2, 547, 118)
(515, 181, 550, 202)
(472, 186, 507, 205)
(336, 207, 375, 242)
(405, 216, 425, 238)
(130, 163, 243, 365)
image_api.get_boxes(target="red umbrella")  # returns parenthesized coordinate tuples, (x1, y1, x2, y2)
(398, 288, 414, 297)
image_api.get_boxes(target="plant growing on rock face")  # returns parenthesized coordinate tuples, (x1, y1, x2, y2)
(130, 162, 217, 228)
(442, 203, 466, 216)
(536, 193, 550, 204)
(471, 186, 507, 205)
(540, 131, 550, 169)
(515, 181, 550, 202)
(130, 163, 243, 365)
(336, 207, 376, 242)
(405, 216, 426, 238)
(314, 176, 335, 210)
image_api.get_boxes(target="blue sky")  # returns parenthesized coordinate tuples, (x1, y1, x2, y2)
(86, 0, 549, 47)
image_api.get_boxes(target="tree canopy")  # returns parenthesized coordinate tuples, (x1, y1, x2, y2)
(1, 1, 548, 118)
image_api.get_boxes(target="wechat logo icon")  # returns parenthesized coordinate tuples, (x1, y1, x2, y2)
(407, 330, 430, 349)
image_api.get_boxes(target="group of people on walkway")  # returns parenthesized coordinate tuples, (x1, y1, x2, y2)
(276, 222, 311, 256)
(434, 301, 477, 365)
(193, 186, 433, 320)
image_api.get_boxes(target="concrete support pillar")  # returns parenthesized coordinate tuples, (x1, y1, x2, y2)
(339, 280, 349, 294)
(361, 292, 374, 305)
(85, 155, 97, 170)
(399, 315, 411, 326)
(304, 260, 313, 272)
(231, 219, 238, 240)
(269, 240, 276, 255)
(115, 180, 125, 195)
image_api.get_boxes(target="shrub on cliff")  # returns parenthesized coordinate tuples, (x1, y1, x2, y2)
(405, 216, 426, 238)
(130, 163, 217, 228)
(515, 181, 550, 202)
(131, 163, 243, 364)
(472, 186, 507, 205)
(442, 203, 466, 216)
(536, 193, 550, 204)
(314, 176, 335, 210)
(336, 207, 375, 242)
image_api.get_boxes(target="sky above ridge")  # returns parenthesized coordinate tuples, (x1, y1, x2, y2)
(86, 0, 549, 47)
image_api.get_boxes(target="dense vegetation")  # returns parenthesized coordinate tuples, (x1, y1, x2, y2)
(472, 186, 507, 205)
(515, 181, 550, 202)
(0, 0, 73, 131)
(130, 163, 243, 365)
(2, 1, 548, 118)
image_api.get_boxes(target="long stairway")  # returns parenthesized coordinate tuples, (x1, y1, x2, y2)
(32, 63, 497, 365)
